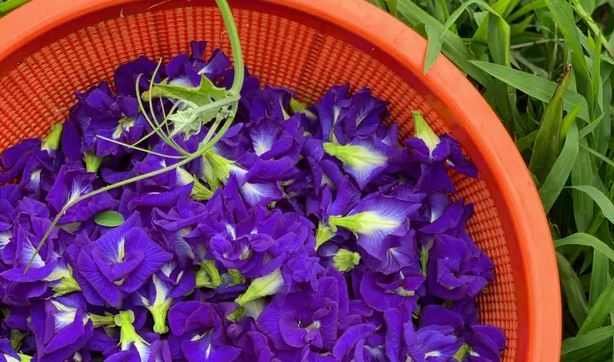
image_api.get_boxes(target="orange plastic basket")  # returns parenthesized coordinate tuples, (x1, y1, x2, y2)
(0, 0, 561, 360)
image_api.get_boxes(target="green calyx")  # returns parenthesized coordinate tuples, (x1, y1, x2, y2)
(412, 111, 439, 155)
(52, 274, 81, 297)
(10, 329, 25, 352)
(191, 177, 214, 201)
(420, 242, 432, 276)
(112, 117, 136, 139)
(89, 312, 116, 328)
(328, 212, 400, 235)
(315, 223, 335, 250)
(235, 269, 283, 306)
(323, 142, 386, 171)
(196, 260, 223, 289)
(202, 150, 235, 191)
(114, 310, 149, 351)
(143, 275, 171, 334)
(227, 268, 245, 285)
(453, 343, 470, 361)
(84, 152, 103, 173)
(333, 249, 361, 272)
(41, 123, 63, 152)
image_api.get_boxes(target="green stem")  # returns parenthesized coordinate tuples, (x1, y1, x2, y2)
(26, 0, 245, 273)
(216, 0, 244, 95)
(95, 135, 187, 159)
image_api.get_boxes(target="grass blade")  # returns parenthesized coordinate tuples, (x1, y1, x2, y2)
(563, 325, 614, 355)
(538, 123, 579, 212)
(545, 0, 592, 104)
(557, 252, 591, 328)
(571, 145, 596, 231)
(396, 1, 492, 86)
(556, 233, 614, 262)
(529, 66, 571, 180)
(567, 185, 614, 224)
(470, 61, 590, 121)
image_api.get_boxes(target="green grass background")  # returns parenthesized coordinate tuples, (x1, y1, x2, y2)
(2, 0, 614, 359)
(369, 0, 614, 360)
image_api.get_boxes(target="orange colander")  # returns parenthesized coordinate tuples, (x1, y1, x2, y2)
(0, 0, 561, 360)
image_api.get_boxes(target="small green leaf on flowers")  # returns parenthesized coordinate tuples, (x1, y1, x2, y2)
(17, 353, 32, 362)
(41, 123, 63, 152)
(143, 76, 228, 106)
(196, 260, 223, 289)
(420, 243, 431, 276)
(235, 269, 283, 306)
(84, 152, 103, 173)
(227, 306, 245, 322)
(333, 249, 361, 272)
(93, 211, 125, 228)
(315, 223, 335, 250)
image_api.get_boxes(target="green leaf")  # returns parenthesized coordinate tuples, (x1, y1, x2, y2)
(470, 61, 590, 121)
(557, 252, 590, 327)
(143, 76, 228, 106)
(563, 325, 614, 355)
(507, 0, 546, 22)
(93, 211, 125, 228)
(515, 130, 537, 152)
(581, 275, 614, 335)
(396, 1, 492, 86)
(538, 123, 579, 212)
(385, 0, 397, 16)
(567, 185, 614, 224)
(143, 76, 229, 138)
(529, 66, 572, 181)
(545, 0, 592, 103)
(556, 233, 614, 263)
(571, 145, 596, 231)
(0, 0, 28, 15)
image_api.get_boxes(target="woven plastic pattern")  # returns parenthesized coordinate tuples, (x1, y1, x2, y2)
(0, 6, 517, 360)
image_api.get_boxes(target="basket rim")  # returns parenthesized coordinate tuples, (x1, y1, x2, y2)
(0, 0, 561, 360)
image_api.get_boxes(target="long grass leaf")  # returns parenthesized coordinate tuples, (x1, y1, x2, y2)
(571, 145, 596, 231)
(538, 123, 579, 212)
(545, 0, 592, 103)
(557, 252, 591, 328)
(563, 325, 614, 355)
(567, 185, 614, 224)
(529, 66, 571, 180)
(396, 1, 492, 86)
(556, 233, 614, 263)
(470, 61, 590, 121)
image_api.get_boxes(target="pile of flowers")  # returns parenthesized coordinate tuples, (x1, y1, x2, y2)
(0, 38, 505, 361)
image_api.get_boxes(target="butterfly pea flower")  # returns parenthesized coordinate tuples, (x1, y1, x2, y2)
(72, 215, 173, 307)
(405, 324, 462, 362)
(427, 234, 494, 300)
(228, 324, 275, 362)
(257, 276, 341, 351)
(29, 294, 94, 362)
(43, 261, 81, 297)
(114, 56, 163, 97)
(332, 323, 377, 361)
(0, 338, 20, 362)
(331, 88, 390, 145)
(323, 137, 395, 190)
(463, 325, 505, 361)
(358, 268, 425, 313)
(246, 115, 304, 161)
(328, 193, 419, 260)
(311, 85, 350, 142)
(46, 166, 118, 223)
(134, 262, 196, 334)
(151, 196, 208, 264)
(103, 310, 156, 362)
(168, 302, 241, 362)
